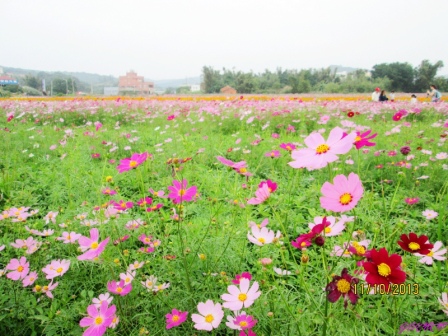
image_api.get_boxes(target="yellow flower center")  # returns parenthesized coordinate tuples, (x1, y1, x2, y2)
(336, 279, 351, 293)
(157, 284, 163, 290)
(205, 314, 214, 323)
(56, 267, 63, 273)
(144, 238, 151, 243)
(316, 144, 330, 154)
(239, 168, 247, 173)
(172, 315, 179, 322)
(17, 266, 24, 272)
(147, 281, 153, 286)
(427, 251, 434, 257)
(352, 242, 366, 255)
(34, 285, 42, 292)
(377, 263, 391, 277)
(153, 241, 160, 246)
(324, 227, 331, 234)
(179, 189, 186, 196)
(408, 242, 420, 251)
(22, 246, 27, 249)
(125, 277, 130, 282)
(154, 192, 159, 196)
(240, 321, 248, 327)
(301, 242, 307, 247)
(91, 242, 99, 249)
(116, 287, 123, 293)
(271, 152, 275, 157)
(286, 146, 291, 151)
(95, 317, 103, 325)
(238, 293, 247, 302)
(355, 136, 361, 142)
(67, 235, 71, 240)
(339, 193, 353, 205)
(258, 238, 265, 244)
(43, 286, 49, 291)
(129, 160, 137, 168)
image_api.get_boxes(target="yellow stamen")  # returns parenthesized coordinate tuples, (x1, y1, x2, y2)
(316, 144, 330, 154)
(95, 317, 103, 325)
(377, 263, 391, 277)
(129, 160, 137, 168)
(258, 238, 265, 244)
(205, 314, 214, 323)
(172, 315, 179, 322)
(336, 279, 351, 294)
(339, 193, 353, 205)
(408, 242, 420, 251)
(91, 242, 99, 249)
(238, 293, 247, 302)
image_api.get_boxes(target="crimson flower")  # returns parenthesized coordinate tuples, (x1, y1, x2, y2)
(397, 233, 433, 254)
(347, 112, 354, 118)
(404, 197, 419, 205)
(325, 268, 359, 308)
(362, 248, 406, 289)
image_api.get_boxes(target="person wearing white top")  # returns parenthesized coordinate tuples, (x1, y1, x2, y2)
(371, 87, 380, 102)
(410, 94, 417, 103)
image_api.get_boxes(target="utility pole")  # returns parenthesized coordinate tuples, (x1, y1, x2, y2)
(51, 80, 53, 96)
(72, 77, 75, 95)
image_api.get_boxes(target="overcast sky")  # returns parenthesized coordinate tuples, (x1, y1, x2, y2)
(1, 0, 447, 80)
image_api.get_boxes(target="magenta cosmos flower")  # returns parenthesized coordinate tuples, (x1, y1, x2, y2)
(221, 278, 261, 311)
(289, 127, 356, 170)
(6, 257, 30, 280)
(107, 279, 132, 296)
(353, 130, 377, 149)
(258, 180, 277, 193)
(77, 228, 110, 261)
(116, 152, 149, 173)
(167, 179, 197, 204)
(280, 143, 297, 152)
(79, 301, 116, 336)
(265, 150, 280, 158)
(191, 300, 224, 331)
(165, 309, 188, 329)
(320, 173, 364, 212)
(308, 216, 345, 236)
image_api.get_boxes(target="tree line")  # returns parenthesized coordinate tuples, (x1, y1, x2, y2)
(201, 60, 446, 94)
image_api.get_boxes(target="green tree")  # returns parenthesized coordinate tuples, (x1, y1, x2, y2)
(201, 66, 222, 93)
(24, 75, 40, 90)
(414, 60, 444, 92)
(52, 79, 68, 95)
(372, 62, 415, 92)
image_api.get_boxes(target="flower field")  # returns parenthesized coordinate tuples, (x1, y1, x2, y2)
(0, 97, 447, 336)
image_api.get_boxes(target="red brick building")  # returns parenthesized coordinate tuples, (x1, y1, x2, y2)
(118, 71, 154, 95)
(220, 85, 237, 94)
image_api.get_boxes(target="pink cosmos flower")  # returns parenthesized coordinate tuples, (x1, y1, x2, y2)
(221, 278, 261, 311)
(125, 219, 144, 230)
(247, 184, 271, 205)
(165, 309, 188, 329)
(6, 257, 30, 280)
(415, 241, 447, 265)
(101, 188, 117, 196)
(79, 301, 116, 336)
(232, 272, 252, 285)
(438, 293, 448, 315)
(139, 234, 153, 245)
(247, 226, 275, 246)
(405, 197, 420, 205)
(57, 231, 82, 244)
(167, 179, 197, 204)
(422, 209, 438, 220)
(149, 188, 168, 198)
(119, 271, 136, 286)
(248, 218, 269, 229)
(92, 293, 113, 309)
(112, 200, 134, 211)
(94, 121, 103, 131)
(137, 197, 153, 207)
(116, 152, 148, 173)
(353, 130, 377, 149)
(289, 127, 356, 170)
(191, 300, 224, 331)
(258, 180, 277, 193)
(11, 236, 38, 250)
(265, 150, 280, 158)
(234, 314, 258, 331)
(216, 156, 253, 176)
(128, 260, 145, 271)
(22, 271, 38, 287)
(146, 203, 163, 212)
(109, 315, 119, 329)
(41, 281, 59, 299)
(107, 280, 132, 296)
(43, 211, 58, 224)
(77, 228, 110, 261)
(280, 143, 297, 152)
(42, 259, 70, 280)
(308, 216, 345, 236)
(320, 173, 364, 212)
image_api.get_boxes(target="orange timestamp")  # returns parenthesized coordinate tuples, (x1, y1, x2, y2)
(353, 283, 419, 295)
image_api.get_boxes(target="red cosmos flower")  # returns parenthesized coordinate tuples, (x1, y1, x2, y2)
(347, 112, 355, 118)
(291, 217, 330, 249)
(167, 115, 175, 120)
(232, 272, 252, 285)
(353, 130, 377, 149)
(7, 115, 14, 122)
(404, 197, 419, 205)
(362, 248, 406, 289)
(91, 153, 101, 159)
(325, 268, 359, 309)
(397, 233, 433, 254)
(392, 112, 404, 121)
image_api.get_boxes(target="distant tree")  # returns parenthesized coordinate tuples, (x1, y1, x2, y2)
(52, 79, 68, 95)
(176, 86, 191, 94)
(234, 72, 257, 93)
(24, 75, 40, 90)
(372, 62, 415, 92)
(414, 60, 444, 92)
(201, 66, 222, 93)
(164, 87, 176, 94)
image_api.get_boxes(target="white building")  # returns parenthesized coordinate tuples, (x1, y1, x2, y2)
(190, 84, 201, 92)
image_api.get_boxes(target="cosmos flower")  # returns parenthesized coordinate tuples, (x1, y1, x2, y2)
(415, 241, 447, 265)
(167, 179, 197, 204)
(77, 228, 110, 261)
(397, 233, 433, 255)
(79, 301, 116, 336)
(191, 300, 224, 331)
(165, 309, 188, 329)
(362, 248, 406, 289)
(320, 173, 363, 212)
(116, 152, 148, 173)
(221, 278, 261, 311)
(325, 268, 359, 309)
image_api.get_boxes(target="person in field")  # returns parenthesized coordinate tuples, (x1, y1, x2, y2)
(411, 94, 418, 103)
(390, 91, 395, 102)
(427, 85, 442, 102)
(379, 90, 389, 102)
(371, 87, 380, 102)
